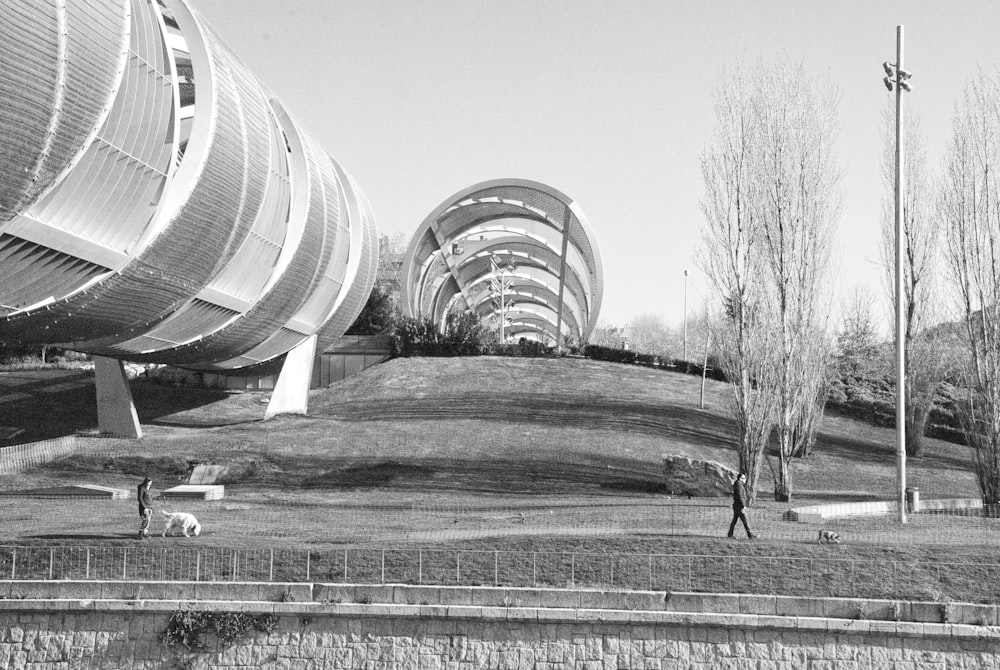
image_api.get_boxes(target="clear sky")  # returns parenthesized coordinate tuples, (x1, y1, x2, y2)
(190, 1, 1000, 334)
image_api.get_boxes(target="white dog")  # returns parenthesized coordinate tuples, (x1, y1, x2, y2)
(160, 511, 202, 537)
(817, 529, 841, 544)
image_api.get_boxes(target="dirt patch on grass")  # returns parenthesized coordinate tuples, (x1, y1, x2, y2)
(304, 461, 436, 489)
(42, 454, 192, 484)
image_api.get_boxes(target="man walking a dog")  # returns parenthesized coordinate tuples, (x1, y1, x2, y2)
(137, 477, 153, 538)
(727, 472, 757, 540)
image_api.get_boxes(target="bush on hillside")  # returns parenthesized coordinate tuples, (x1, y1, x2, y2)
(391, 312, 493, 357)
(826, 373, 968, 446)
(490, 339, 553, 357)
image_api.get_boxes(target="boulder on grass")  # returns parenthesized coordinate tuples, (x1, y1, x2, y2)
(662, 455, 738, 498)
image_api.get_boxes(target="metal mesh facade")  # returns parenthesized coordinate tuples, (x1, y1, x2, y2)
(0, 0, 378, 373)
(401, 179, 603, 345)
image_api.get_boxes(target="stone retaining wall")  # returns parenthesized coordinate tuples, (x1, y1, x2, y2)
(1, 582, 998, 669)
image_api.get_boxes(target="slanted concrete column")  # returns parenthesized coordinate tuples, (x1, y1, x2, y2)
(93, 356, 142, 438)
(265, 334, 317, 418)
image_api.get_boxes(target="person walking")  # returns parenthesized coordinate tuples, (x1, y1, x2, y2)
(727, 472, 756, 539)
(137, 477, 153, 538)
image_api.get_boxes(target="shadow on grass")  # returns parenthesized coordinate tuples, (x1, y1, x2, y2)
(26, 533, 141, 540)
(815, 428, 971, 472)
(268, 454, 669, 495)
(311, 393, 737, 445)
(0, 370, 236, 444)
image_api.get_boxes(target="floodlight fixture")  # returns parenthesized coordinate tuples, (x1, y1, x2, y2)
(882, 61, 894, 76)
(899, 80, 913, 92)
(897, 69, 912, 80)
(883, 76, 893, 91)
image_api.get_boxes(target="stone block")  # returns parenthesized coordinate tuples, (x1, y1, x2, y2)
(868, 620, 902, 635)
(794, 616, 829, 632)
(533, 588, 579, 610)
(128, 582, 169, 601)
(577, 590, 617, 610)
(535, 608, 575, 624)
(739, 595, 776, 615)
(393, 585, 440, 606)
(445, 605, 483, 621)
(663, 592, 739, 614)
(503, 607, 537, 623)
(824, 618, 871, 634)
(8, 581, 56, 599)
(662, 455, 736, 497)
(506, 587, 544, 608)
(417, 604, 449, 619)
(478, 606, 510, 621)
(894, 621, 925, 637)
(471, 587, 515, 607)
(259, 582, 312, 603)
(861, 599, 898, 621)
(192, 582, 251, 601)
(950, 603, 995, 626)
(351, 584, 394, 605)
(821, 597, 866, 620)
(314, 583, 353, 604)
(435, 587, 474, 607)
(774, 596, 825, 618)
(910, 602, 944, 624)
(624, 591, 663, 612)
(158, 582, 196, 601)
(55, 582, 102, 601)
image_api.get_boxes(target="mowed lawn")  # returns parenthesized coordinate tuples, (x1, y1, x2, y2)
(0, 355, 998, 603)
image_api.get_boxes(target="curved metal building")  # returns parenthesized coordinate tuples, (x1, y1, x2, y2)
(0, 0, 378, 433)
(401, 179, 602, 348)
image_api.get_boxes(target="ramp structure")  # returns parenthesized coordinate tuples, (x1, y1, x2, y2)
(0, 0, 379, 435)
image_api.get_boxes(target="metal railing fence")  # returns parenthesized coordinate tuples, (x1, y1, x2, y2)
(1, 545, 996, 603)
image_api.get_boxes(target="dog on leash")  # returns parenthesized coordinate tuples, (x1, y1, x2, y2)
(161, 511, 202, 537)
(817, 529, 841, 544)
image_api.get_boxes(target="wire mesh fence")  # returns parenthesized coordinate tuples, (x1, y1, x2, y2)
(1, 545, 997, 602)
(1, 493, 999, 547)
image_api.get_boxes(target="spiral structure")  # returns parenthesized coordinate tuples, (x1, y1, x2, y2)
(401, 179, 602, 347)
(0, 0, 378, 374)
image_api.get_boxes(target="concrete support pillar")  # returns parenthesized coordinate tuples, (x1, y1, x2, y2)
(93, 356, 142, 438)
(265, 334, 317, 418)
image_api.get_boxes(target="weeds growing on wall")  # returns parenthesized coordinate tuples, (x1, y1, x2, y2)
(162, 610, 277, 651)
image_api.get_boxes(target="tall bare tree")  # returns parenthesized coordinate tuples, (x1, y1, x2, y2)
(698, 67, 774, 503)
(754, 62, 842, 501)
(881, 110, 946, 458)
(701, 61, 841, 502)
(941, 74, 1000, 505)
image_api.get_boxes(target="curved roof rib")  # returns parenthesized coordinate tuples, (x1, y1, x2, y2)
(401, 179, 602, 347)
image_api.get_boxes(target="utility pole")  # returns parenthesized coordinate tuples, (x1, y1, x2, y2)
(883, 26, 913, 524)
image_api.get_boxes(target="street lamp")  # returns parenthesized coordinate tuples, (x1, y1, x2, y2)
(683, 270, 689, 362)
(884, 26, 913, 524)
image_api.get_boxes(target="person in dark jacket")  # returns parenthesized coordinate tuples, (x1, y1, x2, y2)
(727, 473, 757, 539)
(137, 477, 153, 538)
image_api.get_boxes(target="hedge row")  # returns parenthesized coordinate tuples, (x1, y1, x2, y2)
(582, 344, 728, 382)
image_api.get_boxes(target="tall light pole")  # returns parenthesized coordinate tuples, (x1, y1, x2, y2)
(683, 269, 689, 361)
(883, 26, 913, 524)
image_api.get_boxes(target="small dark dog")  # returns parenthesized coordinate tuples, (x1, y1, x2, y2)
(817, 529, 841, 544)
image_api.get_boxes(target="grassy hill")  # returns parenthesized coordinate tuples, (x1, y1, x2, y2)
(3, 355, 979, 501)
(1, 355, 998, 601)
